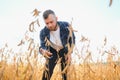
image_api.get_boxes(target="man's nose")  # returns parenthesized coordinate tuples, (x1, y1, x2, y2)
(48, 23, 52, 28)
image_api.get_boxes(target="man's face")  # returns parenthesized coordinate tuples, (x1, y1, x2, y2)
(44, 14, 57, 31)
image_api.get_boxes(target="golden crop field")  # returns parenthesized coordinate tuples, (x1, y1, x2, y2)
(0, 34, 120, 80)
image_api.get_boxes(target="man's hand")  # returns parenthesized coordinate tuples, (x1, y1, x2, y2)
(40, 48, 52, 58)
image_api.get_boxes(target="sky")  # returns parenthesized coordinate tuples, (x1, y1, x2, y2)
(0, 0, 120, 62)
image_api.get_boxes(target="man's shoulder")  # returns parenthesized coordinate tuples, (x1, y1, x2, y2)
(58, 21, 69, 24)
(58, 21, 70, 27)
(41, 26, 47, 31)
(40, 27, 49, 35)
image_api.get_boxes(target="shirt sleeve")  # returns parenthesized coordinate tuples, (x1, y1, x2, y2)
(39, 29, 47, 52)
(68, 24, 76, 46)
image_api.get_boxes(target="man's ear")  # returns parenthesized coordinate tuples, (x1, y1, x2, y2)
(56, 16, 58, 21)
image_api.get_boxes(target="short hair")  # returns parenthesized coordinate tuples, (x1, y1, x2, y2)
(43, 9, 55, 19)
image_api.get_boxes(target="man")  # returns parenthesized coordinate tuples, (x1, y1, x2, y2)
(39, 9, 75, 80)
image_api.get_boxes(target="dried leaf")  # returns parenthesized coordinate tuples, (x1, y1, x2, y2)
(17, 39, 24, 46)
(37, 19, 40, 27)
(104, 36, 107, 46)
(80, 35, 88, 42)
(29, 21, 35, 32)
(109, 0, 112, 7)
(32, 9, 41, 17)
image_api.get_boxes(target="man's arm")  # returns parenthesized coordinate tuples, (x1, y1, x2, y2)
(65, 24, 76, 64)
(39, 29, 47, 50)
(39, 29, 52, 58)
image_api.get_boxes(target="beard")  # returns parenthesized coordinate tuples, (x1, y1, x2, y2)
(49, 23, 58, 31)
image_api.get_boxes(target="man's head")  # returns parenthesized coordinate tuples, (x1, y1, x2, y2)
(43, 9, 58, 31)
